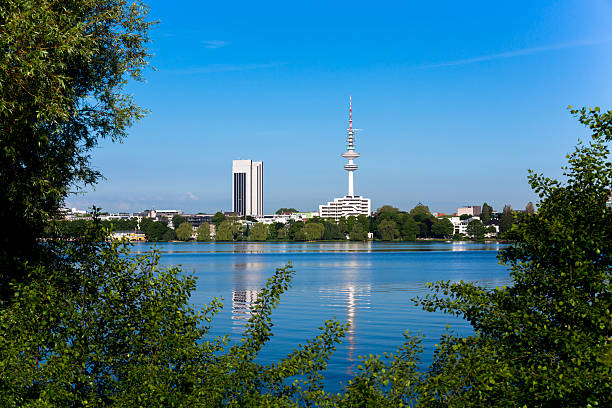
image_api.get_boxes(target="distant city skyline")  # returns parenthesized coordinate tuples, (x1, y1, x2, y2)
(68, 1, 612, 214)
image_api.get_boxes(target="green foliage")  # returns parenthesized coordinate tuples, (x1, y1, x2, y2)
(141, 220, 174, 242)
(337, 332, 423, 407)
(480, 202, 492, 223)
(398, 213, 419, 241)
(303, 222, 324, 241)
(275, 208, 298, 214)
(288, 221, 305, 240)
(175, 221, 193, 241)
(409, 203, 431, 217)
(416, 107, 612, 406)
(196, 222, 211, 241)
(267, 222, 284, 240)
(459, 214, 472, 221)
(323, 222, 344, 240)
(499, 204, 513, 233)
(0, 0, 153, 299)
(377, 220, 399, 241)
(216, 220, 240, 241)
(466, 219, 486, 240)
(0, 227, 351, 406)
(525, 201, 535, 214)
(172, 214, 187, 228)
(348, 224, 367, 241)
(431, 218, 454, 238)
(211, 211, 226, 227)
(249, 223, 269, 241)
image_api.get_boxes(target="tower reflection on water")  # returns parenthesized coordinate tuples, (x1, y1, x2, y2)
(230, 257, 372, 376)
(319, 259, 372, 375)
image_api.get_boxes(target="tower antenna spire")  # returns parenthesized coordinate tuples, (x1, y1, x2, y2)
(342, 96, 360, 196)
(349, 95, 352, 130)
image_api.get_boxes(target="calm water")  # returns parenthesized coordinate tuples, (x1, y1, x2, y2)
(132, 241, 511, 391)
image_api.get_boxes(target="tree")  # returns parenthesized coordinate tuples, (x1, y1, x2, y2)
(480, 202, 492, 223)
(525, 201, 535, 214)
(0, 230, 350, 405)
(398, 214, 419, 241)
(215, 220, 239, 241)
(139, 217, 154, 234)
(376, 205, 399, 215)
(377, 220, 399, 241)
(172, 214, 187, 229)
(349, 224, 367, 241)
(288, 221, 304, 240)
(144, 221, 170, 242)
(161, 228, 177, 241)
(417, 107, 612, 406)
(466, 219, 486, 240)
(459, 214, 472, 221)
(323, 222, 344, 240)
(499, 204, 513, 233)
(357, 214, 370, 233)
(267, 222, 284, 240)
(196, 223, 211, 241)
(176, 222, 193, 241)
(0, 0, 153, 299)
(249, 223, 268, 241)
(303, 223, 324, 241)
(211, 211, 225, 227)
(409, 203, 431, 217)
(275, 208, 298, 214)
(431, 218, 454, 238)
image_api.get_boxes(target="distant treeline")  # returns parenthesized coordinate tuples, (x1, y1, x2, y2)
(50, 202, 521, 242)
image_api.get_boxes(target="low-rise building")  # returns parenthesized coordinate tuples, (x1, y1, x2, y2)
(111, 230, 146, 241)
(457, 206, 481, 217)
(319, 196, 371, 221)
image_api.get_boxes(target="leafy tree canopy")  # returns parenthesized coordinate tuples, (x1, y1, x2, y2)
(0, 0, 154, 300)
(499, 204, 514, 233)
(409, 203, 431, 216)
(211, 211, 225, 227)
(377, 220, 400, 241)
(249, 223, 269, 241)
(172, 214, 187, 228)
(275, 208, 298, 214)
(466, 218, 486, 240)
(196, 223, 210, 241)
(416, 107, 612, 406)
(176, 222, 193, 241)
(480, 202, 492, 223)
(431, 218, 454, 238)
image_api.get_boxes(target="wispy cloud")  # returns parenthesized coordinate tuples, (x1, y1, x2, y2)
(168, 62, 285, 75)
(201, 40, 231, 49)
(187, 192, 200, 201)
(418, 38, 612, 69)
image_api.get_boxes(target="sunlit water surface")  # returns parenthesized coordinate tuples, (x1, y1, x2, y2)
(132, 241, 511, 392)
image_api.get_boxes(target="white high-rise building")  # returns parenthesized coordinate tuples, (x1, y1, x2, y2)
(319, 97, 371, 221)
(232, 159, 263, 217)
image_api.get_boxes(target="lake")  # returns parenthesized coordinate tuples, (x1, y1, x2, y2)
(132, 241, 511, 392)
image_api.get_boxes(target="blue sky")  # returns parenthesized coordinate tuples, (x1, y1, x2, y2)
(69, 0, 612, 214)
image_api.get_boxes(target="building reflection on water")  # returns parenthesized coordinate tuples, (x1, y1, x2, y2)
(229, 257, 372, 375)
(231, 261, 266, 331)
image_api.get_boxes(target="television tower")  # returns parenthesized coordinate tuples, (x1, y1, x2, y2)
(341, 96, 360, 196)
